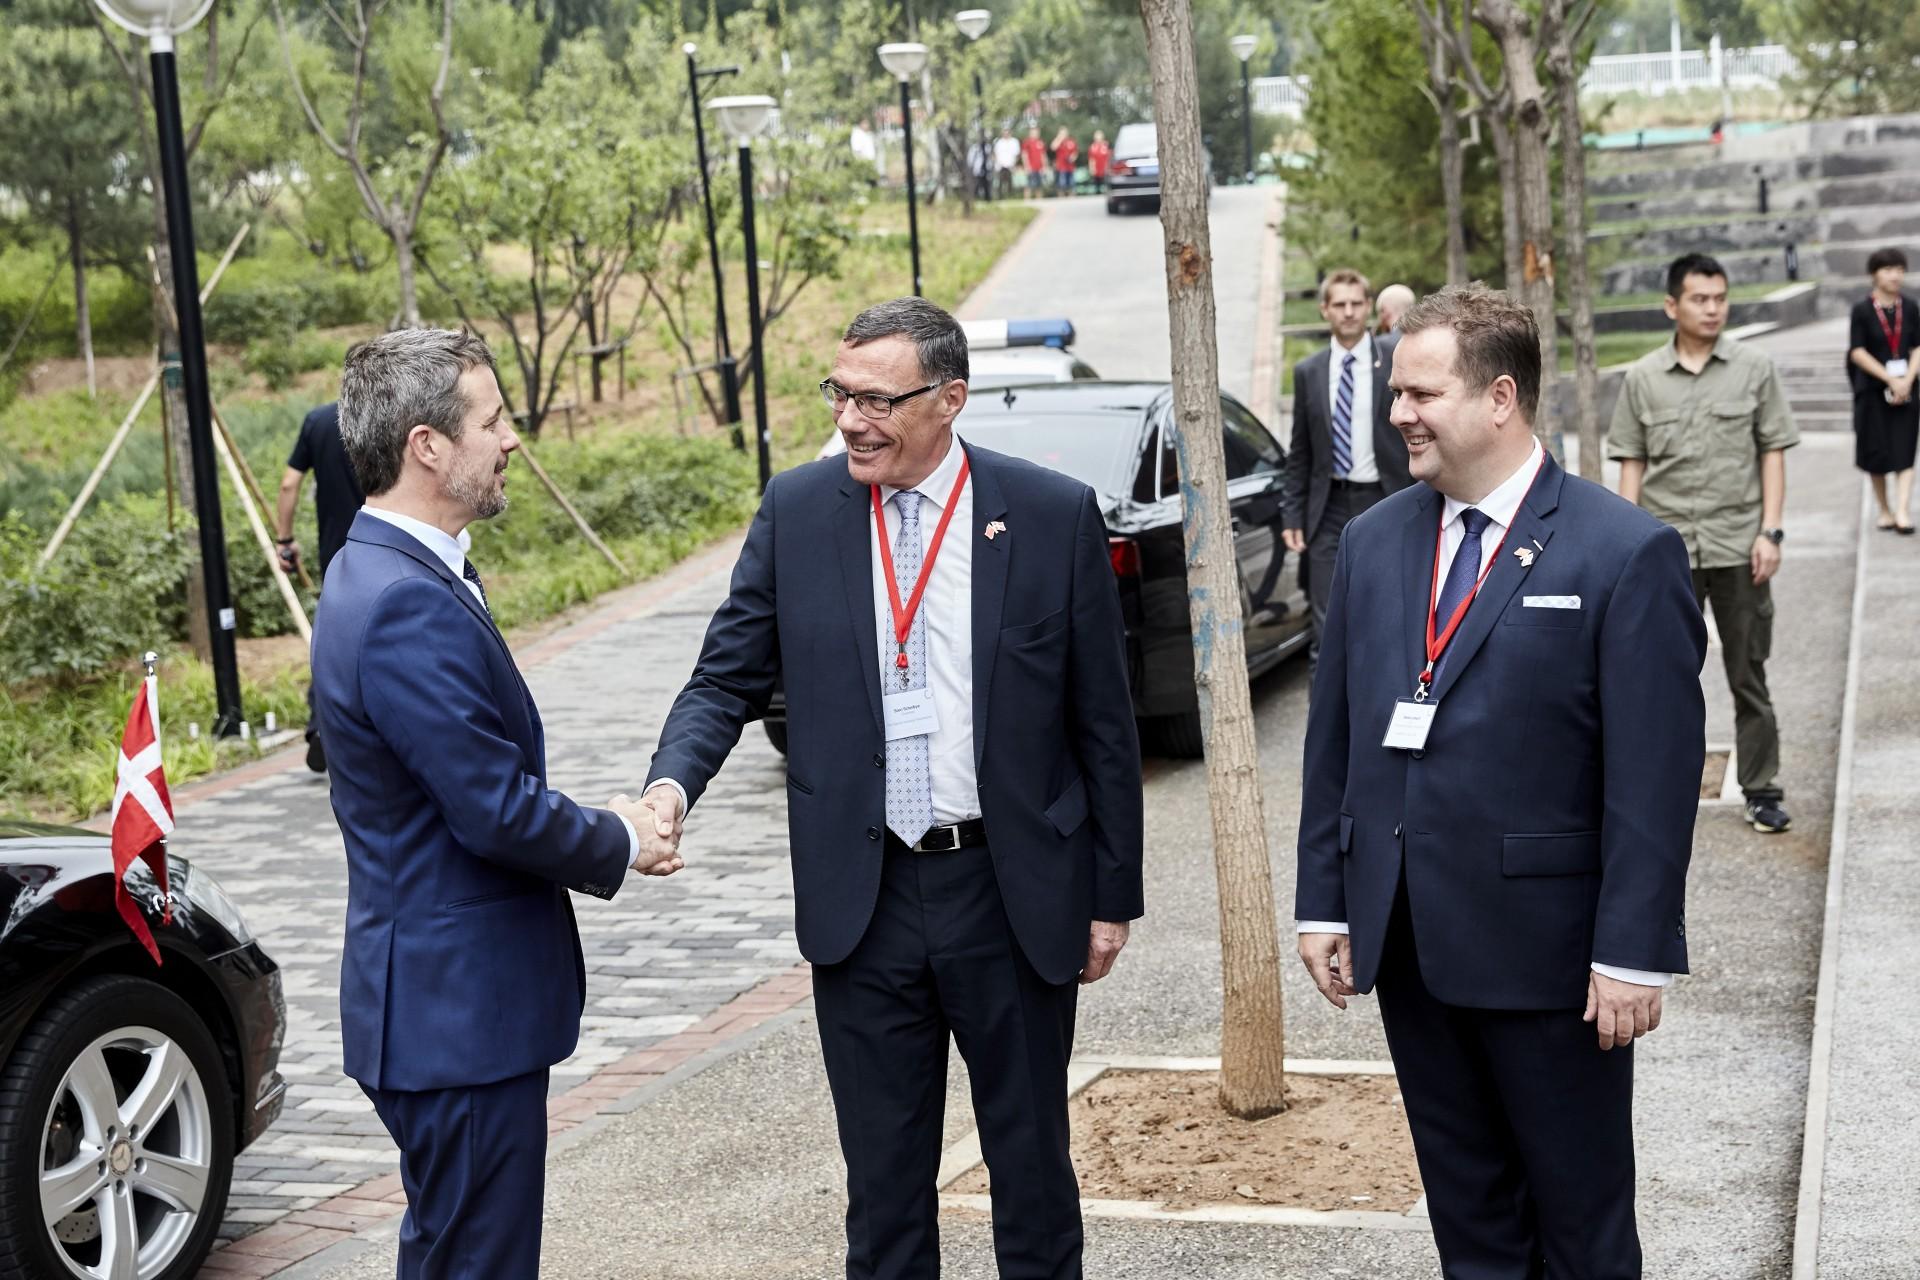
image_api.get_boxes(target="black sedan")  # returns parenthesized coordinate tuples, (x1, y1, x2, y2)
(0, 820, 287, 1280)
(771, 381, 1311, 757)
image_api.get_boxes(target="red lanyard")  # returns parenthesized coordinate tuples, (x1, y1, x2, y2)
(1417, 453, 1546, 699)
(1873, 298, 1904, 358)
(873, 456, 972, 675)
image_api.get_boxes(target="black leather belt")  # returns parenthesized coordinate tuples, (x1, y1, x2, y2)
(1328, 477, 1383, 491)
(886, 818, 988, 853)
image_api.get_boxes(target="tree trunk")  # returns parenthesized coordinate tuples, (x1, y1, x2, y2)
(1430, 49, 1470, 286)
(1486, 111, 1524, 292)
(1548, 9, 1601, 479)
(67, 199, 97, 400)
(393, 221, 422, 328)
(1139, 0, 1288, 1120)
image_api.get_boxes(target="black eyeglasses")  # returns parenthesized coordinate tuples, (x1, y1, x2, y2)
(819, 379, 944, 420)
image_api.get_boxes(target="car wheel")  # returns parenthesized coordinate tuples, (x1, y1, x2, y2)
(0, 975, 235, 1280)
(1152, 710, 1206, 759)
(763, 720, 789, 755)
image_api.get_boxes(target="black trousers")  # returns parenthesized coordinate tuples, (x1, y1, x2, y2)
(1307, 480, 1386, 666)
(1375, 890, 1641, 1280)
(361, 1069, 550, 1280)
(812, 841, 1082, 1280)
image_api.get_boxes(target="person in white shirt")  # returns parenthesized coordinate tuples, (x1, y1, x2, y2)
(992, 127, 1021, 200)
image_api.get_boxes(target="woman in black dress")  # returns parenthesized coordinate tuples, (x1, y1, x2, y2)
(1848, 247, 1920, 532)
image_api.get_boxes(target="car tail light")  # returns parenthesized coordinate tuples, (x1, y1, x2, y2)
(1109, 537, 1141, 578)
(1111, 160, 1133, 177)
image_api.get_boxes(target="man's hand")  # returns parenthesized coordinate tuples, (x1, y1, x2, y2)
(1080, 920, 1130, 984)
(1298, 932, 1355, 1009)
(608, 789, 683, 876)
(1582, 972, 1663, 1050)
(1750, 533, 1782, 586)
(276, 540, 302, 574)
(1282, 527, 1308, 555)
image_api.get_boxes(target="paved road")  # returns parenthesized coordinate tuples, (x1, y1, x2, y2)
(959, 185, 1280, 413)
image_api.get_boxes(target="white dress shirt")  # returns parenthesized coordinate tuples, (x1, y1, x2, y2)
(1297, 440, 1671, 988)
(874, 434, 982, 826)
(362, 505, 639, 866)
(1328, 333, 1379, 484)
(993, 135, 1021, 172)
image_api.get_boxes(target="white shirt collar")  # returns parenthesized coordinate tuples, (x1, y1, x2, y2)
(1329, 332, 1373, 365)
(879, 433, 969, 509)
(361, 506, 473, 577)
(1443, 439, 1545, 531)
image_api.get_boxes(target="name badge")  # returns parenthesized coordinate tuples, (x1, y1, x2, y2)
(1888, 358, 1911, 379)
(883, 686, 941, 740)
(1382, 698, 1437, 751)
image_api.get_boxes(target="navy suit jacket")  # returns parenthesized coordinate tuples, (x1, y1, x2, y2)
(646, 442, 1144, 986)
(312, 512, 633, 1092)
(1296, 453, 1706, 1010)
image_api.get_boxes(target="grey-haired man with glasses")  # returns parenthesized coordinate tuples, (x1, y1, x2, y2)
(639, 297, 1144, 1278)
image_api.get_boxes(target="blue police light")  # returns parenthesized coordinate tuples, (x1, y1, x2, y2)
(961, 318, 1077, 350)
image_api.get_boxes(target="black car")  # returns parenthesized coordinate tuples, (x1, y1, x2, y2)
(0, 821, 287, 1280)
(1105, 121, 1211, 215)
(767, 381, 1311, 757)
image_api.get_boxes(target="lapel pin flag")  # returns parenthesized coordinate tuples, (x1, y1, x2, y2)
(1514, 546, 1535, 568)
(110, 651, 175, 966)
(984, 520, 1006, 540)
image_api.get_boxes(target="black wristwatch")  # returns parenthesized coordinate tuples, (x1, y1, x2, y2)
(1762, 528, 1785, 545)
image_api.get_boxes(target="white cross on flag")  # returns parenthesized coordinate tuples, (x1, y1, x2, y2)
(110, 672, 174, 965)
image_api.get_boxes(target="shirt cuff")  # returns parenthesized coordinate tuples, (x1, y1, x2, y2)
(614, 814, 638, 869)
(1590, 962, 1673, 988)
(646, 778, 690, 818)
(1296, 921, 1350, 935)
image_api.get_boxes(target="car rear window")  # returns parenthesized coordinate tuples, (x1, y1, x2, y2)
(956, 412, 1142, 495)
(1114, 124, 1157, 156)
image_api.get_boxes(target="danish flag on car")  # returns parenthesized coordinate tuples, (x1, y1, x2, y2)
(110, 657, 175, 965)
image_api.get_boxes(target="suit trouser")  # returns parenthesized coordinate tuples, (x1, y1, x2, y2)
(1374, 889, 1641, 1280)
(812, 840, 1082, 1280)
(361, 1069, 550, 1280)
(1691, 565, 1782, 801)
(1307, 480, 1386, 665)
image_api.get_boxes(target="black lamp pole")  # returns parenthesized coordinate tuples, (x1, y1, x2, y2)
(151, 42, 242, 736)
(737, 141, 772, 493)
(900, 79, 923, 297)
(1239, 58, 1255, 185)
(973, 70, 989, 201)
(685, 46, 745, 447)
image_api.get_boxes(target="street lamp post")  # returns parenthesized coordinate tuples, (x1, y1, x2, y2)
(96, 0, 242, 736)
(955, 11, 991, 202)
(1231, 34, 1259, 186)
(683, 44, 745, 449)
(878, 43, 929, 296)
(709, 95, 777, 493)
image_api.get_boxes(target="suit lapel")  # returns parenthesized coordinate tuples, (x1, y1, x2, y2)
(1402, 486, 1442, 689)
(968, 445, 1010, 770)
(834, 479, 885, 734)
(350, 512, 518, 673)
(1307, 350, 1331, 447)
(1428, 455, 1564, 703)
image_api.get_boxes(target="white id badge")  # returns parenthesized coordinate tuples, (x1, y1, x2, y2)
(1888, 358, 1911, 378)
(1382, 698, 1437, 751)
(883, 686, 941, 740)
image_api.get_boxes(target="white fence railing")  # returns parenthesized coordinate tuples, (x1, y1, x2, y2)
(1249, 42, 1810, 118)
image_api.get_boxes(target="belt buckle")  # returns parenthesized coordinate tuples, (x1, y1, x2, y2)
(916, 823, 958, 853)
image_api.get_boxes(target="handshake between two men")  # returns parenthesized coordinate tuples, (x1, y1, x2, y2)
(608, 784, 687, 877)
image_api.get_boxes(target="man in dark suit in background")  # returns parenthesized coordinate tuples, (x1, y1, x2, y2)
(1283, 268, 1414, 666)
(1296, 285, 1706, 1278)
(640, 297, 1144, 1279)
(312, 329, 678, 1279)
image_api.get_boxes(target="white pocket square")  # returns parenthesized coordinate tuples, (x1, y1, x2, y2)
(1523, 595, 1581, 610)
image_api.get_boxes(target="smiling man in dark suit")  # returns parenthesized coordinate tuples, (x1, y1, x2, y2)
(312, 328, 679, 1279)
(1283, 268, 1415, 667)
(1296, 285, 1707, 1278)
(640, 297, 1143, 1279)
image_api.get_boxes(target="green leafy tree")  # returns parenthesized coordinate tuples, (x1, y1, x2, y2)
(1764, 0, 1920, 114)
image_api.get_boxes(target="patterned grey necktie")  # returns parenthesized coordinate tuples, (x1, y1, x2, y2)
(884, 490, 935, 846)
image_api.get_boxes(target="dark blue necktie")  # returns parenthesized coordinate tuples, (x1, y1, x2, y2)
(1432, 508, 1491, 679)
(462, 558, 491, 616)
(1331, 351, 1356, 477)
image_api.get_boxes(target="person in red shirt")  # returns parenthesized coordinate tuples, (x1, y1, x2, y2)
(1051, 127, 1078, 197)
(1088, 130, 1112, 193)
(1020, 127, 1047, 201)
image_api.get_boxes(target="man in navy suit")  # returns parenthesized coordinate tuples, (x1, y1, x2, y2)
(639, 297, 1143, 1279)
(312, 329, 679, 1279)
(1295, 285, 1706, 1278)
(1282, 268, 1415, 667)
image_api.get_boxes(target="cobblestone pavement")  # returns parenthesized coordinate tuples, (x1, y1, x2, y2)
(158, 537, 808, 1248)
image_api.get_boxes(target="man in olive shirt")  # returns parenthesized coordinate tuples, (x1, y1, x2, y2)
(1609, 253, 1800, 834)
